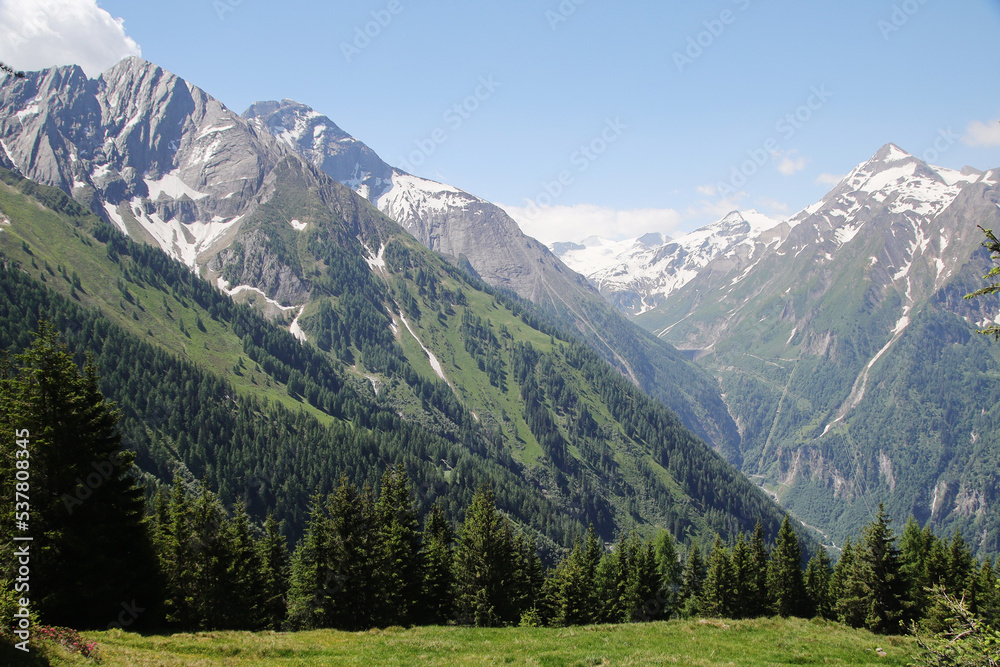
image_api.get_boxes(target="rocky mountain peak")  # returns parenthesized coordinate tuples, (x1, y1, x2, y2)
(242, 99, 393, 202)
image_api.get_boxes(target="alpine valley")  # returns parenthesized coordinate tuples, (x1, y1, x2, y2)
(555, 144, 1000, 557)
(0, 57, 786, 553)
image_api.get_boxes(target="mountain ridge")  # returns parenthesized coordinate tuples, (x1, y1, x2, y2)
(0, 58, 796, 549)
(620, 144, 1000, 554)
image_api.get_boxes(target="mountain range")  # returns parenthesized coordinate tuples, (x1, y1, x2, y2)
(0, 58, 788, 549)
(558, 144, 1000, 555)
(4, 54, 999, 557)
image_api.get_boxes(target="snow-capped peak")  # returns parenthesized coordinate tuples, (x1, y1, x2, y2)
(794, 144, 991, 231)
(552, 209, 783, 315)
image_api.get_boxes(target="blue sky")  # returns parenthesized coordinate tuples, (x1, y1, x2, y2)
(3, 0, 1000, 243)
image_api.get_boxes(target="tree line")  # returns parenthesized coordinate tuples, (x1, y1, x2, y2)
(2, 325, 996, 637)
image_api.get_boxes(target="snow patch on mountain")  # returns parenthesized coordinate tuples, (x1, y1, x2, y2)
(217, 277, 299, 312)
(398, 312, 449, 384)
(552, 209, 782, 315)
(289, 306, 307, 342)
(375, 172, 471, 225)
(144, 171, 208, 201)
(118, 195, 244, 268)
(365, 243, 387, 273)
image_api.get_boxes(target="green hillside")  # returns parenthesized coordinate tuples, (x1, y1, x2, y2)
(636, 190, 1000, 557)
(29, 618, 919, 666)
(0, 166, 790, 548)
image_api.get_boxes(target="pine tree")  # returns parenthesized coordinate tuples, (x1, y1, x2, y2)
(701, 536, 736, 618)
(452, 485, 520, 626)
(257, 514, 290, 630)
(0, 323, 158, 627)
(419, 502, 455, 625)
(373, 466, 422, 626)
(748, 521, 771, 617)
(858, 504, 906, 634)
(729, 533, 755, 619)
(804, 546, 833, 619)
(653, 530, 681, 620)
(766, 515, 806, 617)
(678, 540, 705, 618)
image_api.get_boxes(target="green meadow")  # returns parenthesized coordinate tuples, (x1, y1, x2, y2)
(30, 617, 919, 666)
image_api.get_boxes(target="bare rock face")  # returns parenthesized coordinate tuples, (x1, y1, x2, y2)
(244, 99, 394, 203)
(0, 58, 300, 301)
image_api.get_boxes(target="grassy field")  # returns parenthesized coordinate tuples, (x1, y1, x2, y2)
(27, 617, 921, 666)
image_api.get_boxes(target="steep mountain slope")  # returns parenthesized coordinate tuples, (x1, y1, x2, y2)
(553, 210, 784, 317)
(0, 63, 742, 461)
(0, 64, 795, 549)
(632, 144, 1000, 555)
(240, 99, 743, 459)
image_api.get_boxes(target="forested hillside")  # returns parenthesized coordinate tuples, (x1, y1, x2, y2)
(633, 147, 1000, 557)
(0, 166, 789, 552)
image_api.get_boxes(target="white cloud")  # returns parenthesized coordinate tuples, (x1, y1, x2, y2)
(755, 197, 790, 215)
(696, 184, 717, 197)
(772, 149, 809, 176)
(962, 118, 1000, 148)
(0, 0, 141, 78)
(815, 172, 844, 186)
(499, 203, 684, 244)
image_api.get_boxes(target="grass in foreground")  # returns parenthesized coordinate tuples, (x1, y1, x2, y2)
(36, 617, 920, 666)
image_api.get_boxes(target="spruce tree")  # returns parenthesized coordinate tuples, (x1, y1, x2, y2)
(858, 504, 906, 634)
(189, 482, 231, 629)
(325, 479, 377, 629)
(898, 516, 931, 625)
(804, 546, 833, 619)
(216, 502, 264, 630)
(257, 514, 290, 630)
(452, 485, 520, 626)
(730, 533, 755, 619)
(945, 531, 975, 600)
(606, 531, 642, 622)
(547, 538, 592, 626)
(0, 323, 157, 628)
(831, 536, 867, 628)
(766, 515, 806, 617)
(373, 466, 422, 626)
(748, 521, 771, 617)
(973, 559, 999, 625)
(286, 493, 334, 630)
(512, 531, 544, 621)
(419, 502, 455, 625)
(678, 540, 705, 618)
(653, 530, 681, 620)
(701, 536, 736, 618)
(159, 480, 198, 627)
